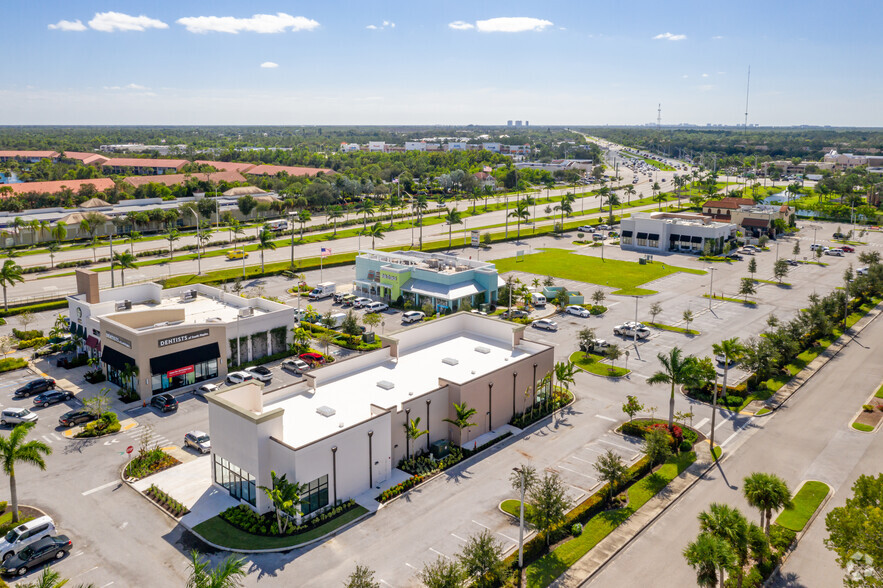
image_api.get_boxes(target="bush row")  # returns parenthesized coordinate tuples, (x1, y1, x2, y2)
(219, 500, 358, 537)
(0, 300, 68, 318)
(399, 447, 465, 476)
(377, 473, 430, 503)
(12, 328, 43, 340)
(146, 485, 189, 518)
(620, 419, 699, 447)
(0, 358, 28, 373)
(56, 259, 93, 269)
(22, 266, 47, 274)
(509, 391, 573, 429)
(74, 412, 121, 438)
(16, 336, 48, 350)
(125, 448, 180, 479)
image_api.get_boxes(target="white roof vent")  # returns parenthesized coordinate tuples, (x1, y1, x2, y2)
(442, 357, 459, 366)
(377, 380, 395, 390)
(316, 406, 336, 417)
(475, 346, 491, 354)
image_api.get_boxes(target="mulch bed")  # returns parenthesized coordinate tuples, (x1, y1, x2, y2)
(854, 398, 883, 429)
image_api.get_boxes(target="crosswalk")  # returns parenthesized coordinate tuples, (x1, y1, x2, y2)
(120, 425, 174, 449)
(40, 432, 65, 444)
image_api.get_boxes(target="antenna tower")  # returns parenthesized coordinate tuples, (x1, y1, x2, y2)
(743, 66, 751, 131)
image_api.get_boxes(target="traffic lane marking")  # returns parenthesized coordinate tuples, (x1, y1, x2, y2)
(82, 481, 120, 496)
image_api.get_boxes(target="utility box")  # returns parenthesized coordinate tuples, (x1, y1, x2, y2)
(431, 439, 451, 459)
(362, 332, 376, 344)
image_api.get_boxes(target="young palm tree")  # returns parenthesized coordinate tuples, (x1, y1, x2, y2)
(647, 346, 698, 429)
(742, 472, 792, 536)
(361, 222, 387, 249)
(128, 230, 142, 256)
(256, 229, 276, 273)
(186, 550, 247, 588)
(625, 184, 636, 205)
(358, 199, 375, 230)
(709, 338, 745, 450)
(698, 503, 750, 588)
(414, 195, 429, 250)
(113, 251, 138, 286)
(606, 192, 621, 224)
(508, 200, 530, 239)
(0, 423, 52, 523)
(327, 206, 344, 235)
(443, 402, 478, 444)
(683, 532, 736, 588)
(553, 361, 576, 409)
(0, 259, 24, 311)
(297, 209, 311, 239)
(444, 207, 462, 249)
(405, 417, 428, 459)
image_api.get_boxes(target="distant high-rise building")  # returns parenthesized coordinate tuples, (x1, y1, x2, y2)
(507, 120, 513, 126)
(525, 121, 529, 127)
(515, 120, 522, 127)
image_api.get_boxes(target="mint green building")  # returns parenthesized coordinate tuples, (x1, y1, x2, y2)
(353, 250, 501, 311)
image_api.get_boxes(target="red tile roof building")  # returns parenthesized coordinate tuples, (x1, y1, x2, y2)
(122, 171, 247, 188)
(194, 160, 257, 173)
(61, 152, 110, 166)
(245, 164, 332, 177)
(0, 178, 115, 196)
(0, 150, 60, 162)
(101, 158, 188, 174)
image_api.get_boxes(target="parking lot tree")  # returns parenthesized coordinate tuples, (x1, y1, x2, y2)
(443, 402, 478, 442)
(509, 463, 538, 495)
(340, 310, 361, 336)
(622, 395, 644, 421)
(815, 247, 824, 262)
(858, 250, 880, 266)
(83, 387, 113, 417)
(698, 503, 751, 588)
(594, 449, 629, 505)
(528, 471, 572, 545)
(291, 327, 311, 354)
(361, 311, 381, 333)
(315, 331, 335, 356)
(648, 346, 698, 429)
(824, 473, 883, 585)
(258, 471, 304, 535)
(543, 275, 555, 287)
(792, 241, 800, 257)
(256, 228, 277, 273)
(683, 532, 737, 588)
(578, 327, 597, 358)
(773, 259, 789, 283)
(320, 311, 336, 330)
(747, 257, 757, 279)
(0, 259, 24, 311)
(758, 235, 769, 248)
(592, 288, 606, 306)
(344, 564, 381, 588)
(0, 423, 51, 523)
(643, 426, 672, 466)
(649, 302, 663, 324)
(739, 277, 757, 302)
(710, 338, 746, 449)
(682, 310, 694, 333)
(421, 300, 435, 317)
(605, 344, 622, 372)
(742, 472, 793, 537)
(419, 555, 465, 588)
(458, 530, 506, 588)
(15, 309, 35, 334)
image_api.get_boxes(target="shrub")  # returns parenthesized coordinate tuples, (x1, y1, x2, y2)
(769, 525, 796, 554)
(0, 300, 68, 318)
(589, 305, 607, 315)
(0, 501, 7, 513)
(218, 499, 359, 536)
(725, 395, 744, 407)
(12, 328, 43, 340)
(571, 523, 583, 537)
(16, 337, 48, 350)
(679, 440, 692, 453)
(117, 388, 139, 403)
(74, 411, 121, 438)
(126, 448, 180, 479)
(0, 358, 28, 373)
(862, 404, 874, 412)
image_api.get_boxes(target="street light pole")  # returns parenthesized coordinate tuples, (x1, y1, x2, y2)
(708, 267, 715, 309)
(513, 467, 526, 569)
(633, 295, 638, 348)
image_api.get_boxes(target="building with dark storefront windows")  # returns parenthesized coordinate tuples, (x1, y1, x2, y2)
(67, 270, 293, 403)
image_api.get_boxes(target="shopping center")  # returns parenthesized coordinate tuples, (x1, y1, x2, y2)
(67, 270, 294, 401)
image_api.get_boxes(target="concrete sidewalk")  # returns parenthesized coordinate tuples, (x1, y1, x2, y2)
(550, 441, 715, 588)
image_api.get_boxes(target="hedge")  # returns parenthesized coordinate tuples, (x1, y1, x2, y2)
(0, 358, 28, 373)
(0, 300, 68, 317)
(12, 328, 43, 340)
(16, 337, 48, 350)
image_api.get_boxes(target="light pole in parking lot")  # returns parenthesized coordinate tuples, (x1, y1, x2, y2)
(633, 296, 639, 349)
(708, 267, 716, 309)
(513, 466, 526, 569)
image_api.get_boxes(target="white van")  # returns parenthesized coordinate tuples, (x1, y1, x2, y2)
(531, 292, 547, 307)
(0, 516, 56, 561)
(267, 219, 289, 232)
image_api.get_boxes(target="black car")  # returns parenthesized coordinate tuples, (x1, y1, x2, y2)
(150, 393, 178, 413)
(32, 390, 72, 408)
(58, 409, 97, 428)
(14, 379, 55, 398)
(1, 535, 71, 576)
(726, 253, 744, 261)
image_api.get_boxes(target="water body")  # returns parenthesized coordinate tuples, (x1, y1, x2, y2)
(0, 172, 22, 184)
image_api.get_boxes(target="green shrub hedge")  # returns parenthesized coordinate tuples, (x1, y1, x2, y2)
(0, 300, 68, 317)
(12, 328, 43, 341)
(74, 412, 121, 438)
(0, 358, 28, 373)
(219, 500, 358, 537)
(16, 337, 48, 350)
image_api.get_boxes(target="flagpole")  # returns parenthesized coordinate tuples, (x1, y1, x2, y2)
(320, 253, 324, 282)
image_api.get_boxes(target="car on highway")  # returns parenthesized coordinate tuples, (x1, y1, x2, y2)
(352, 297, 372, 308)
(0, 516, 58, 563)
(281, 358, 311, 374)
(245, 366, 273, 383)
(184, 431, 211, 454)
(531, 319, 558, 332)
(150, 393, 178, 413)
(226, 250, 248, 260)
(0, 408, 38, 427)
(194, 383, 219, 396)
(32, 390, 72, 408)
(299, 352, 326, 366)
(225, 371, 254, 385)
(1, 534, 71, 577)
(565, 305, 591, 317)
(58, 409, 96, 428)
(14, 379, 55, 398)
(364, 302, 389, 314)
(402, 311, 425, 324)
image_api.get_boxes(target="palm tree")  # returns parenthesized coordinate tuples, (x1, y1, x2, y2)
(444, 207, 462, 249)
(327, 205, 344, 235)
(50, 221, 67, 249)
(258, 471, 304, 535)
(256, 228, 276, 273)
(164, 225, 179, 276)
(128, 230, 142, 256)
(296, 209, 311, 239)
(647, 347, 697, 429)
(15, 567, 96, 588)
(443, 402, 478, 444)
(553, 361, 575, 411)
(47, 242, 60, 269)
(651, 181, 665, 210)
(0, 259, 24, 311)
(358, 199, 375, 230)
(0, 423, 52, 523)
(709, 338, 745, 450)
(605, 192, 621, 224)
(414, 194, 428, 250)
(742, 472, 792, 537)
(405, 417, 428, 459)
(113, 251, 137, 286)
(509, 199, 530, 239)
(361, 222, 387, 249)
(698, 503, 750, 588)
(683, 532, 736, 588)
(554, 193, 574, 228)
(625, 185, 636, 205)
(228, 219, 244, 245)
(186, 550, 247, 588)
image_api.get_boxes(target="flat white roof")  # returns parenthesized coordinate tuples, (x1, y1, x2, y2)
(266, 334, 531, 447)
(130, 296, 269, 327)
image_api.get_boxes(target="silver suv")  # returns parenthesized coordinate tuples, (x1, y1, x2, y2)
(0, 516, 56, 561)
(0, 408, 38, 427)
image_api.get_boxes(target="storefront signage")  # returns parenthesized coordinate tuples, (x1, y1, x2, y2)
(167, 365, 194, 378)
(105, 331, 132, 349)
(471, 230, 480, 248)
(158, 329, 209, 348)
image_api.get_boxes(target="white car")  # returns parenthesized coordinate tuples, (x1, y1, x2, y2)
(184, 431, 211, 454)
(281, 358, 310, 374)
(245, 365, 273, 383)
(364, 302, 389, 313)
(597, 224, 611, 231)
(194, 383, 219, 396)
(577, 225, 595, 233)
(825, 248, 844, 257)
(613, 321, 646, 334)
(715, 354, 738, 366)
(565, 305, 591, 318)
(0, 408, 38, 427)
(402, 311, 425, 324)
(532, 319, 558, 332)
(857, 266, 869, 276)
(352, 297, 372, 308)
(226, 371, 254, 385)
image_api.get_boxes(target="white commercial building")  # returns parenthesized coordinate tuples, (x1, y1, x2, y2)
(206, 313, 553, 514)
(444, 142, 468, 151)
(620, 212, 737, 254)
(367, 142, 386, 152)
(404, 142, 427, 152)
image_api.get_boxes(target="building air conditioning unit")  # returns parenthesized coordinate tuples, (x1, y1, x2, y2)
(181, 289, 197, 301)
(238, 307, 254, 318)
(316, 406, 336, 418)
(474, 346, 491, 354)
(115, 300, 132, 311)
(442, 357, 459, 366)
(376, 380, 395, 390)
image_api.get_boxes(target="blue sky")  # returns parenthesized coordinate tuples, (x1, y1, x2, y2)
(2, 1, 881, 126)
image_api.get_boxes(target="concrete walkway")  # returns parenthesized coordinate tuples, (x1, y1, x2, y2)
(550, 441, 715, 587)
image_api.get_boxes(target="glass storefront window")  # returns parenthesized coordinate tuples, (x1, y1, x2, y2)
(213, 455, 255, 506)
(301, 475, 329, 516)
(150, 358, 219, 395)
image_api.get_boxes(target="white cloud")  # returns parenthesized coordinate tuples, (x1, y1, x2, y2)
(260, 62, 279, 69)
(176, 12, 319, 34)
(712, 35, 724, 40)
(653, 32, 686, 41)
(682, 74, 689, 79)
(475, 17, 553, 33)
(448, 20, 474, 30)
(366, 25, 377, 30)
(48, 19, 87, 32)
(104, 83, 150, 91)
(366, 20, 395, 30)
(88, 11, 168, 32)
(701, 73, 709, 78)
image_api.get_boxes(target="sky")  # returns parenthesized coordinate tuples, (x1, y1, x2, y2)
(2, 1, 882, 127)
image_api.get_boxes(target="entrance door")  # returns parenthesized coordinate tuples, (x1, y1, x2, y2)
(373, 454, 389, 487)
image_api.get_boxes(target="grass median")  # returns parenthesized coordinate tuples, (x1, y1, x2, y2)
(775, 481, 830, 532)
(569, 351, 630, 378)
(646, 322, 699, 336)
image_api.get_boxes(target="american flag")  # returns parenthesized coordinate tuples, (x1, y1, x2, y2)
(321, 247, 331, 257)
(392, 178, 399, 184)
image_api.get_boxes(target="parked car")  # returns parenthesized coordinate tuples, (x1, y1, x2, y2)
(579, 339, 609, 353)
(225, 371, 254, 385)
(299, 352, 326, 366)
(833, 232, 846, 239)
(402, 311, 425, 324)
(364, 302, 389, 314)
(352, 297, 372, 308)
(226, 249, 248, 260)
(194, 383, 219, 397)
(281, 358, 311, 374)
(0, 408, 38, 427)
(1, 534, 71, 576)
(597, 224, 610, 231)
(32, 390, 72, 408)
(150, 393, 178, 413)
(856, 266, 869, 276)
(577, 225, 595, 233)
(340, 294, 357, 306)
(58, 409, 96, 428)
(825, 248, 844, 257)
(592, 233, 605, 241)
(840, 245, 855, 253)
(613, 322, 646, 335)
(715, 354, 738, 366)
(726, 253, 744, 261)
(810, 243, 824, 251)
(738, 248, 755, 255)
(532, 319, 558, 332)
(501, 309, 529, 319)
(784, 259, 799, 266)
(14, 379, 55, 398)
(744, 244, 761, 251)
(184, 431, 211, 454)
(0, 516, 57, 563)
(245, 366, 273, 383)
(565, 305, 591, 317)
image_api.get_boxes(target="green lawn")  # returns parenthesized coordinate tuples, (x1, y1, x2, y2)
(494, 248, 705, 296)
(642, 158, 676, 172)
(711, 447, 722, 460)
(703, 294, 757, 306)
(875, 383, 883, 399)
(501, 499, 537, 520)
(755, 408, 771, 416)
(569, 351, 630, 378)
(646, 322, 699, 336)
(526, 452, 696, 587)
(192, 505, 368, 550)
(852, 422, 874, 432)
(755, 279, 792, 287)
(775, 481, 830, 532)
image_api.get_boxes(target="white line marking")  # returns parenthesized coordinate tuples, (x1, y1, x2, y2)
(42, 435, 52, 443)
(72, 551, 83, 557)
(82, 481, 119, 496)
(404, 563, 417, 570)
(580, 445, 605, 454)
(569, 455, 593, 464)
(73, 566, 99, 578)
(471, 520, 491, 530)
(594, 414, 617, 422)
(451, 533, 467, 542)
(714, 412, 734, 430)
(720, 420, 753, 448)
(101, 583, 115, 588)
(597, 438, 641, 453)
(429, 547, 450, 559)
(497, 532, 518, 543)
(694, 417, 709, 430)
(556, 465, 597, 480)
(379, 580, 392, 586)
(52, 433, 62, 441)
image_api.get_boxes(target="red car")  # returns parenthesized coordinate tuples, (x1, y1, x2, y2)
(840, 245, 855, 253)
(299, 352, 326, 366)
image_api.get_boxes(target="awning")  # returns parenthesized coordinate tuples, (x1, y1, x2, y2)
(679, 235, 691, 242)
(150, 342, 220, 375)
(691, 236, 703, 243)
(621, 230, 633, 237)
(101, 346, 136, 371)
(76, 324, 86, 338)
(69, 323, 76, 334)
(648, 234, 660, 240)
(85, 336, 101, 351)
(402, 278, 483, 301)
(636, 232, 648, 240)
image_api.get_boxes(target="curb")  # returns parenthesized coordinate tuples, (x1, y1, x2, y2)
(848, 403, 883, 434)
(62, 417, 138, 439)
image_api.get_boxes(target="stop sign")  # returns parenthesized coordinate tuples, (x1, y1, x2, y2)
(126, 446, 134, 454)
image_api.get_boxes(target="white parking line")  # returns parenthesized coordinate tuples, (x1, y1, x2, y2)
(42, 435, 52, 443)
(694, 417, 709, 430)
(404, 563, 417, 570)
(597, 438, 640, 453)
(569, 455, 593, 464)
(451, 533, 467, 542)
(51, 433, 62, 441)
(82, 481, 119, 496)
(101, 583, 115, 588)
(556, 465, 596, 480)
(429, 547, 450, 559)
(497, 532, 518, 543)
(73, 566, 99, 578)
(594, 414, 617, 422)
(471, 520, 491, 530)
(379, 580, 392, 586)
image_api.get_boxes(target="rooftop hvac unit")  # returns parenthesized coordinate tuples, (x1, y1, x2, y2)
(238, 307, 254, 318)
(474, 346, 491, 354)
(442, 357, 459, 366)
(316, 406, 336, 418)
(115, 300, 132, 311)
(376, 380, 395, 390)
(181, 289, 197, 301)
